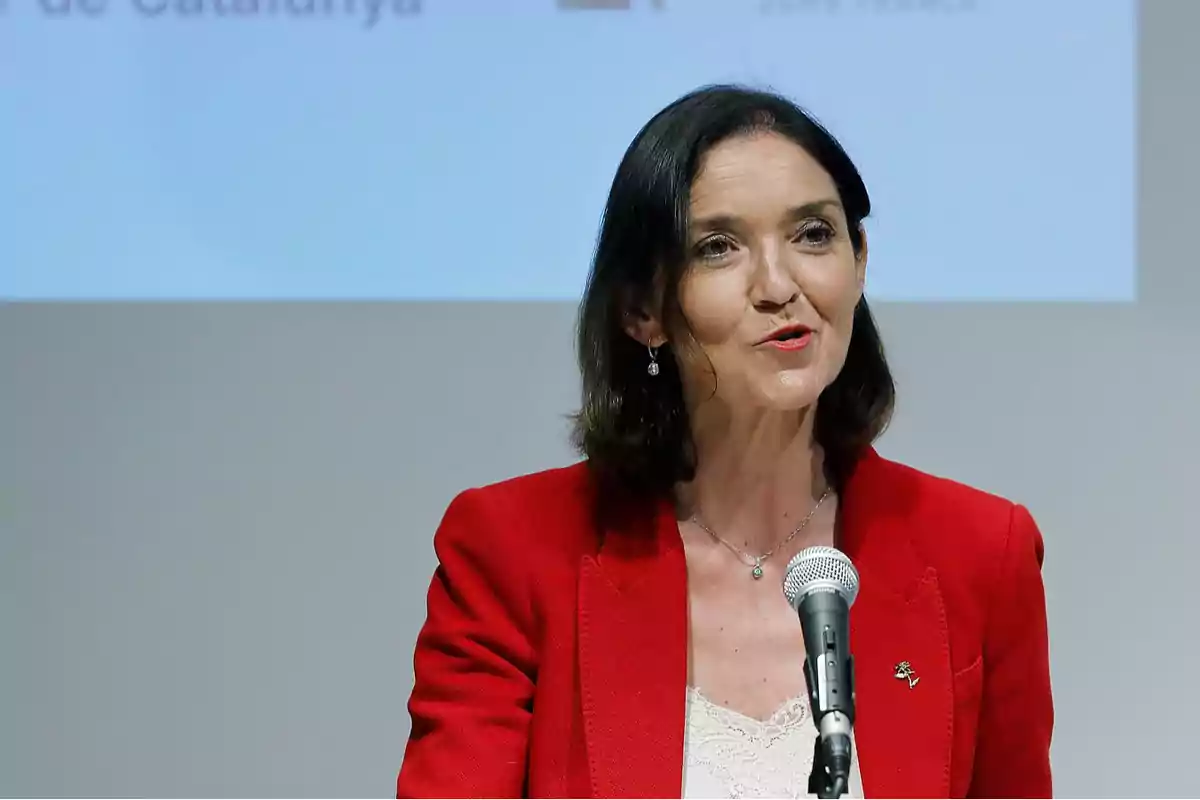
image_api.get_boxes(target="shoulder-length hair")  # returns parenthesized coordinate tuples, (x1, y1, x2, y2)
(572, 84, 895, 497)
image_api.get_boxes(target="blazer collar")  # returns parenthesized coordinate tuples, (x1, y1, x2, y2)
(577, 448, 955, 798)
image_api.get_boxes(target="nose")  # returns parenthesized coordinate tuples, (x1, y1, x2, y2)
(750, 242, 801, 309)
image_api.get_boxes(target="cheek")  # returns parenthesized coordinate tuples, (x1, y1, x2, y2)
(672, 272, 749, 392)
(676, 271, 746, 345)
(802, 261, 861, 378)
(806, 259, 862, 330)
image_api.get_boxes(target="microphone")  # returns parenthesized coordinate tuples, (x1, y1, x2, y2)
(782, 546, 860, 800)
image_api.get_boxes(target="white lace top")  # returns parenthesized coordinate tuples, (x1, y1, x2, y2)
(682, 686, 865, 799)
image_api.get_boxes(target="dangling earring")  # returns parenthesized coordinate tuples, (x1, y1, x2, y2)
(646, 345, 661, 377)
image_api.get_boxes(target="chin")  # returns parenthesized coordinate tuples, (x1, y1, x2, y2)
(755, 376, 825, 411)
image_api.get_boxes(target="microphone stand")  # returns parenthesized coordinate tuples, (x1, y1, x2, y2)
(807, 731, 851, 799)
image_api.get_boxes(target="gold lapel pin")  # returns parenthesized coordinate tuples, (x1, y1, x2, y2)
(894, 661, 919, 689)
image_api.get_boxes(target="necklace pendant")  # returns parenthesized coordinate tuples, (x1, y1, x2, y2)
(751, 560, 764, 580)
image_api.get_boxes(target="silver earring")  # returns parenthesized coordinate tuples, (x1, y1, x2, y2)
(647, 345, 660, 377)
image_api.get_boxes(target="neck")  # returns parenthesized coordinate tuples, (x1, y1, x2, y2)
(677, 401, 830, 556)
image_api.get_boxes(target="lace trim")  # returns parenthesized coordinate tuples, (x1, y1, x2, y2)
(683, 686, 859, 800)
(688, 686, 810, 743)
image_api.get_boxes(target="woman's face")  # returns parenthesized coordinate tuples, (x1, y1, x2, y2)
(646, 131, 867, 414)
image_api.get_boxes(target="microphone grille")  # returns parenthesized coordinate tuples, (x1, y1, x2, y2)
(782, 546, 860, 609)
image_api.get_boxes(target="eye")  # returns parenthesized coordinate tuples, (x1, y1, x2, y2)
(794, 220, 836, 248)
(693, 234, 737, 262)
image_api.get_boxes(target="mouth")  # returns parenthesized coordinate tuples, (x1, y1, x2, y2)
(758, 325, 814, 349)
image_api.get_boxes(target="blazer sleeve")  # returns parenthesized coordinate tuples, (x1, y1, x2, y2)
(397, 488, 537, 799)
(968, 503, 1055, 798)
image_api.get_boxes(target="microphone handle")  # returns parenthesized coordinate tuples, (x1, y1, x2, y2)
(798, 589, 854, 721)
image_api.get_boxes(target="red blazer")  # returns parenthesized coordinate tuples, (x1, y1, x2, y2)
(397, 448, 1054, 798)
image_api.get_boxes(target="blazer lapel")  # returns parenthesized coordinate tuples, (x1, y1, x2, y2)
(578, 494, 688, 798)
(841, 450, 954, 799)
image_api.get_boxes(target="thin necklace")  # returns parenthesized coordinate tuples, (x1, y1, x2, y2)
(690, 488, 833, 580)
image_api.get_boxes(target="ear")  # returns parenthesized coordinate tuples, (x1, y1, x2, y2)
(620, 287, 668, 348)
(854, 225, 869, 300)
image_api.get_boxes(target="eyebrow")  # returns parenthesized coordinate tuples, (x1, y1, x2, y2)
(690, 199, 844, 234)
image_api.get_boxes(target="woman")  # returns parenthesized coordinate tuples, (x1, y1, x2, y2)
(396, 85, 1053, 799)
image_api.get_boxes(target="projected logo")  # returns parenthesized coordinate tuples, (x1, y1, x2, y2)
(760, 0, 974, 12)
(554, 0, 975, 11)
(556, 0, 664, 9)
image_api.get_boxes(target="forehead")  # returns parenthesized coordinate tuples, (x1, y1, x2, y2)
(689, 132, 839, 220)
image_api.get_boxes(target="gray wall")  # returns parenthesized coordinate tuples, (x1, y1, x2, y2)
(2, 1, 1198, 796)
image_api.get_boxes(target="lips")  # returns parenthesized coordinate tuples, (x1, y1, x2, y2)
(759, 324, 813, 345)
(756, 324, 814, 352)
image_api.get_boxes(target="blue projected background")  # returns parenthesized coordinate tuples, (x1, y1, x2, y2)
(0, 0, 1136, 301)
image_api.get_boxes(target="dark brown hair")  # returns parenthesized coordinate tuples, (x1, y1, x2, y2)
(572, 85, 894, 497)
